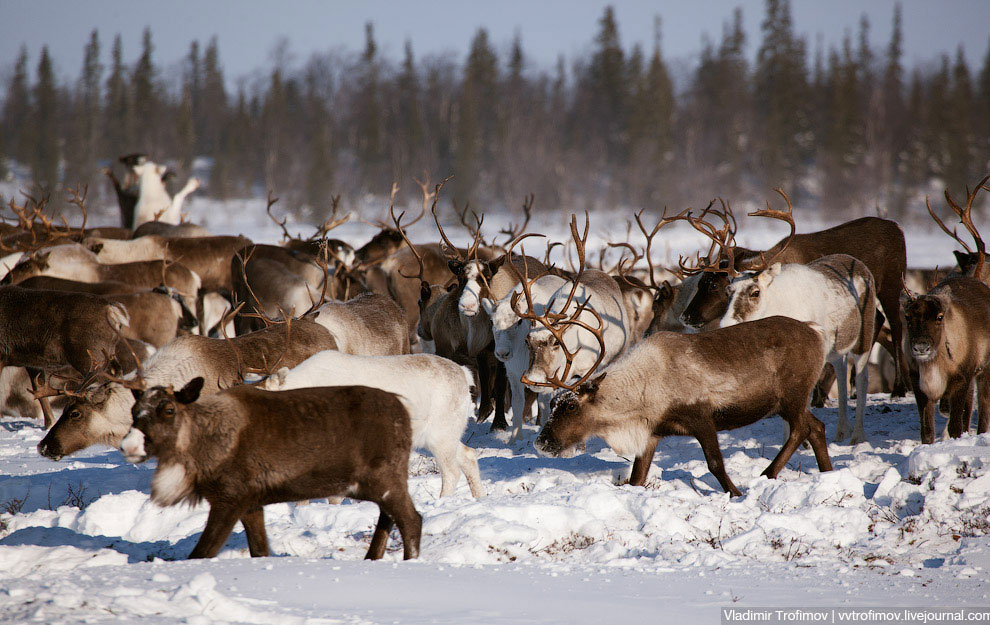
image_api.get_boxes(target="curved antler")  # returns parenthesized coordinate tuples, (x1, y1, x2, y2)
(744, 188, 796, 273)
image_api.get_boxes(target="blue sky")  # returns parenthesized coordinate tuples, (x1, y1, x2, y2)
(1, 0, 987, 88)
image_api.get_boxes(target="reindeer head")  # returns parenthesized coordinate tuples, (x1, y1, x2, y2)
(122, 377, 204, 464)
(721, 263, 783, 327)
(4, 250, 50, 283)
(534, 373, 607, 456)
(900, 290, 951, 363)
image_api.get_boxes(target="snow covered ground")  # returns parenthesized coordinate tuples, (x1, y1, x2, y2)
(0, 193, 987, 623)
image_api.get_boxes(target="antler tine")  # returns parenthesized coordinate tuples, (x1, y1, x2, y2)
(518, 298, 609, 392)
(499, 194, 534, 244)
(303, 240, 333, 315)
(745, 188, 797, 274)
(504, 232, 548, 318)
(31, 371, 67, 401)
(544, 212, 592, 323)
(106, 308, 147, 391)
(264, 190, 294, 243)
(943, 174, 989, 278)
(543, 240, 564, 267)
(66, 184, 89, 236)
(235, 246, 278, 327)
(409, 172, 434, 228)
(313, 195, 350, 240)
(390, 202, 427, 284)
(635, 205, 697, 285)
(429, 176, 464, 261)
(927, 195, 972, 253)
(242, 309, 292, 378)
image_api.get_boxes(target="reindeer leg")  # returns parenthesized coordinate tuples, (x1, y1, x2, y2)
(977, 373, 990, 435)
(189, 504, 242, 559)
(691, 420, 741, 496)
(490, 360, 508, 432)
(240, 507, 269, 557)
(849, 351, 870, 444)
(26, 367, 56, 429)
(947, 381, 971, 439)
(833, 354, 851, 441)
(628, 436, 660, 486)
(764, 408, 812, 478)
(476, 356, 494, 423)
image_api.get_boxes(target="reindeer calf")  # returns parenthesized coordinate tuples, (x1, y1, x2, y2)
(901, 276, 990, 443)
(120, 378, 421, 559)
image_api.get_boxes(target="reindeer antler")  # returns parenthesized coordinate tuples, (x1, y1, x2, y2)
(264, 191, 294, 243)
(499, 194, 534, 246)
(744, 187, 797, 273)
(430, 177, 483, 262)
(935, 174, 989, 279)
(507, 213, 609, 392)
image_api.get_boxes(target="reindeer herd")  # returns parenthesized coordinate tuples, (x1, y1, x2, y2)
(0, 155, 988, 563)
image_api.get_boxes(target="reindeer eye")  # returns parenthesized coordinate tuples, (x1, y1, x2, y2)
(163, 406, 175, 417)
(750, 289, 760, 299)
(68, 410, 82, 420)
(936, 313, 944, 322)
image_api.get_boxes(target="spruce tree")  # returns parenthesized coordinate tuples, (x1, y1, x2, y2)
(394, 40, 424, 184)
(32, 46, 60, 192)
(753, 0, 808, 190)
(946, 47, 975, 191)
(454, 28, 498, 200)
(132, 27, 158, 152)
(104, 34, 132, 160)
(2, 46, 31, 167)
(357, 22, 383, 189)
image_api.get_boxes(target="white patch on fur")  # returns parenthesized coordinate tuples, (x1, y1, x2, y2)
(919, 364, 948, 400)
(458, 262, 483, 317)
(599, 420, 652, 458)
(119, 428, 146, 463)
(151, 463, 192, 506)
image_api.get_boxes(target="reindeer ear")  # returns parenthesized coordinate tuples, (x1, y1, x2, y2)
(487, 255, 506, 275)
(88, 242, 104, 255)
(175, 377, 204, 404)
(767, 262, 783, 277)
(954, 250, 975, 273)
(131, 388, 144, 402)
(419, 281, 432, 306)
(578, 372, 607, 397)
(447, 259, 464, 275)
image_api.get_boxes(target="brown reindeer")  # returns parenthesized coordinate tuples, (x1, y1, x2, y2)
(678, 193, 908, 396)
(0, 285, 131, 427)
(120, 378, 421, 559)
(17, 277, 196, 347)
(37, 317, 337, 460)
(535, 316, 834, 495)
(902, 176, 990, 443)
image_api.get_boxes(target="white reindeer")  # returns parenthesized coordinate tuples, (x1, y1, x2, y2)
(262, 351, 484, 498)
(482, 274, 567, 442)
(720, 254, 877, 443)
(132, 161, 200, 227)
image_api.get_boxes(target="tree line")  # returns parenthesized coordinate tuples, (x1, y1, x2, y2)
(2, 0, 989, 223)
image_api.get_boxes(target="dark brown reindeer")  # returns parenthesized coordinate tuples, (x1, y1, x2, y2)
(16, 276, 196, 347)
(0, 286, 131, 427)
(37, 315, 337, 460)
(120, 378, 421, 560)
(902, 176, 990, 444)
(678, 193, 909, 396)
(534, 316, 834, 496)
